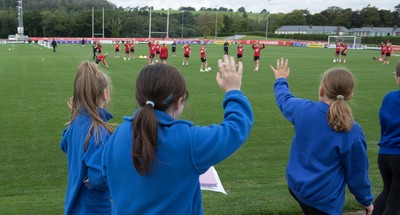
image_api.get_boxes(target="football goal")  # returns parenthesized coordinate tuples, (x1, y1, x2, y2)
(327, 36, 362, 49)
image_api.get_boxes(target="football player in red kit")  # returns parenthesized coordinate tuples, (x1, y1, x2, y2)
(252, 41, 265, 72)
(95, 53, 109, 67)
(114, 41, 120, 58)
(124, 41, 130, 60)
(97, 42, 102, 54)
(200, 44, 208, 72)
(383, 41, 392, 64)
(159, 43, 169, 64)
(237, 43, 244, 66)
(155, 41, 161, 62)
(129, 41, 135, 60)
(340, 41, 348, 63)
(333, 41, 340, 63)
(148, 39, 157, 65)
(182, 43, 191, 66)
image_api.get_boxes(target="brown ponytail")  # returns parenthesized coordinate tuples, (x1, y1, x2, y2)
(321, 67, 355, 132)
(133, 64, 188, 175)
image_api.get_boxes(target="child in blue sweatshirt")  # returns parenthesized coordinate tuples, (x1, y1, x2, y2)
(102, 56, 253, 214)
(60, 61, 114, 214)
(372, 63, 400, 214)
(270, 58, 374, 215)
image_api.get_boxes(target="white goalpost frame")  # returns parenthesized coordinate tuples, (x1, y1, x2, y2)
(327, 35, 361, 49)
(92, 7, 105, 39)
(148, 7, 170, 38)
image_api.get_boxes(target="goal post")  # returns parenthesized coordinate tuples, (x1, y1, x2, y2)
(327, 36, 362, 49)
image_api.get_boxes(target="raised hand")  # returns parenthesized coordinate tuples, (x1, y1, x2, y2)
(270, 57, 290, 80)
(216, 55, 242, 92)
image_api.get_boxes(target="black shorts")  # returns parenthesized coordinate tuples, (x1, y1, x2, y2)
(386, 53, 391, 57)
(341, 51, 347, 56)
(97, 50, 102, 53)
(125, 50, 129, 54)
(381, 51, 385, 55)
(130, 49, 134, 53)
(184, 54, 190, 58)
(156, 51, 160, 55)
(335, 51, 340, 54)
(95, 59, 100, 64)
(115, 49, 119, 52)
(254, 56, 260, 61)
(160, 57, 167, 60)
(200, 57, 207, 62)
(172, 47, 176, 52)
(237, 54, 243, 58)
(149, 54, 155, 59)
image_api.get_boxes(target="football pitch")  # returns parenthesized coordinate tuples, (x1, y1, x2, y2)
(0, 42, 398, 214)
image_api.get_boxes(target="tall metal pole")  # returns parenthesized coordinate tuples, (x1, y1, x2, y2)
(181, 11, 184, 38)
(214, 8, 218, 40)
(148, 7, 152, 38)
(167, 8, 170, 38)
(266, 0, 271, 39)
(102, 7, 105, 38)
(92, 7, 94, 38)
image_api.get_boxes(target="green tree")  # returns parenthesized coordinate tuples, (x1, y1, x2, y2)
(283, 10, 307, 25)
(307, 13, 329, 26)
(360, 5, 381, 27)
(332, 8, 352, 28)
(24, 10, 43, 36)
(379, 9, 394, 26)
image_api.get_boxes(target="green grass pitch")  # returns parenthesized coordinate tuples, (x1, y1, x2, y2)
(0, 42, 398, 214)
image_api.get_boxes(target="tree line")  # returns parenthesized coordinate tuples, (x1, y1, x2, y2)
(0, 0, 399, 39)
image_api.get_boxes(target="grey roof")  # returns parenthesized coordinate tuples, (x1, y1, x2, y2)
(276, 25, 349, 33)
(349, 27, 400, 34)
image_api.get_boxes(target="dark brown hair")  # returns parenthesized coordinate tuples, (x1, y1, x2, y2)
(133, 63, 188, 175)
(396, 62, 400, 77)
(70, 61, 114, 151)
(321, 67, 355, 132)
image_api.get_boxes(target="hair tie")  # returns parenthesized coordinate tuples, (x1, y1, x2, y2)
(336, 95, 345, 100)
(145, 101, 155, 108)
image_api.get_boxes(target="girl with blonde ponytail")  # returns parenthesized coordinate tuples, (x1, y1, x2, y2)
(271, 58, 373, 215)
(60, 61, 113, 214)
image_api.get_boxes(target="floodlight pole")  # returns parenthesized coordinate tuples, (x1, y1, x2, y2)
(266, 0, 271, 40)
(167, 8, 170, 38)
(148, 7, 152, 38)
(181, 11, 184, 38)
(214, 7, 218, 40)
(102, 7, 105, 38)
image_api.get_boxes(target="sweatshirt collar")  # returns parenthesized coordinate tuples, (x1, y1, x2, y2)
(123, 109, 193, 126)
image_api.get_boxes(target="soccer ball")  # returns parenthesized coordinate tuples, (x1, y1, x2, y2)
(332, 59, 336, 63)
(207, 67, 212, 71)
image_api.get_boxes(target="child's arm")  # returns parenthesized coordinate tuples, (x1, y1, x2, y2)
(341, 126, 374, 211)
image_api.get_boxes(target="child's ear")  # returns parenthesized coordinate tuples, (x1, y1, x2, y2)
(319, 86, 324, 97)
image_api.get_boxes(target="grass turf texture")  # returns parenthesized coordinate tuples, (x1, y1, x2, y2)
(0, 43, 398, 214)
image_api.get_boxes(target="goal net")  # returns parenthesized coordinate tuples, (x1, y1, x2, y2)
(327, 36, 362, 49)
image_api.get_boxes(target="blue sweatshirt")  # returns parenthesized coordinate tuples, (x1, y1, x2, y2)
(60, 108, 112, 215)
(102, 90, 253, 215)
(274, 78, 373, 214)
(378, 90, 400, 155)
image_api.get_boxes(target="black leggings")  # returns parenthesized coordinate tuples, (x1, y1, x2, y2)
(372, 154, 400, 215)
(289, 188, 328, 215)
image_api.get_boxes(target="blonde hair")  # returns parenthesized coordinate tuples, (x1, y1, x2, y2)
(321, 67, 355, 132)
(70, 61, 114, 151)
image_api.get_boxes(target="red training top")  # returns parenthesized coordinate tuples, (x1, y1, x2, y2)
(148, 42, 156, 55)
(200, 46, 206, 58)
(184, 45, 191, 56)
(237, 46, 244, 55)
(160, 46, 168, 58)
(96, 55, 107, 65)
(252, 44, 265, 57)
